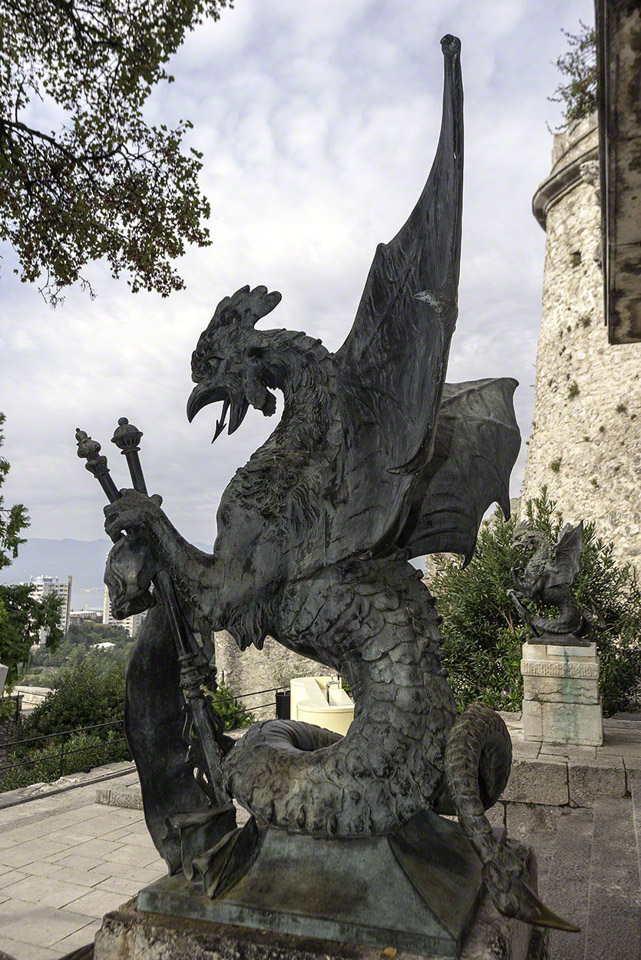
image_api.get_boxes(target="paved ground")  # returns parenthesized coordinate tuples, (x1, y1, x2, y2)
(0, 768, 164, 959)
(1, 717, 640, 959)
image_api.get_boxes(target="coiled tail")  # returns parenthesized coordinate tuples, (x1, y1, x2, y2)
(443, 702, 579, 932)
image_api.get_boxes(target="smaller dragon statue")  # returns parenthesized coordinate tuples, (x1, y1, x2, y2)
(508, 520, 592, 644)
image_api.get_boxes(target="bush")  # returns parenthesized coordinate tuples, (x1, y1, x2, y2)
(549, 21, 597, 125)
(431, 489, 641, 717)
(205, 683, 254, 731)
(0, 728, 130, 792)
(19, 656, 126, 741)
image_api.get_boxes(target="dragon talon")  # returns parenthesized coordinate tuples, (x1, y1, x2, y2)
(514, 882, 580, 932)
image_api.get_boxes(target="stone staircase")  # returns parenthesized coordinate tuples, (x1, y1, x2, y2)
(527, 784, 641, 960)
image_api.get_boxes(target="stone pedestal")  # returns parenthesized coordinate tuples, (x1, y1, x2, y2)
(94, 864, 548, 960)
(93, 819, 550, 960)
(521, 641, 603, 746)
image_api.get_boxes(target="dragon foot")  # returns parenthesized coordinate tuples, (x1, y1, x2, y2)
(483, 840, 579, 932)
(445, 702, 579, 931)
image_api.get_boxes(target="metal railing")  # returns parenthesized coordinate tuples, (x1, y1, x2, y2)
(0, 686, 283, 785)
(0, 719, 128, 780)
(209, 685, 279, 716)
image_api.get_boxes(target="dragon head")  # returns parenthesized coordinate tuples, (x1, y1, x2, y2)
(187, 285, 282, 440)
(511, 520, 547, 555)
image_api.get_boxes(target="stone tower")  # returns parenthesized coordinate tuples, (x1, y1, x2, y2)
(521, 114, 641, 565)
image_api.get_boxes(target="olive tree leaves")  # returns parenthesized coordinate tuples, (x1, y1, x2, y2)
(0, 1, 231, 303)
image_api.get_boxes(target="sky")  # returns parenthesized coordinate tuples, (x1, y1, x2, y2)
(0, 0, 595, 550)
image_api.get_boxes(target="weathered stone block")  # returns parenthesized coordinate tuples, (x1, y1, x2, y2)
(93, 845, 546, 960)
(523, 675, 599, 704)
(568, 756, 626, 806)
(545, 642, 597, 659)
(540, 701, 603, 747)
(522, 701, 543, 741)
(501, 757, 569, 806)
(505, 801, 565, 839)
(520, 642, 603, 746)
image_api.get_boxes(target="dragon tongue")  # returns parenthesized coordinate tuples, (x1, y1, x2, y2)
(212, 397, 230, 443)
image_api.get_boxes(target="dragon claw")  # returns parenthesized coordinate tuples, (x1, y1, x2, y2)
(483, 847, 579, 932)
(514, 882, 581, 932)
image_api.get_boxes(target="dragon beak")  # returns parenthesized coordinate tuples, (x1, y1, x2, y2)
(187, 381, 226, 423)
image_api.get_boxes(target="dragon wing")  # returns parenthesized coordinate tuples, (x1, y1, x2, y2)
(328, 35, 464, 564)
(395, 378, 521, 564)
(550, 522, 584, 586)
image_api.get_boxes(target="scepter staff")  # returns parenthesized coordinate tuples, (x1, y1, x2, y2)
(75, 424, 229, 808)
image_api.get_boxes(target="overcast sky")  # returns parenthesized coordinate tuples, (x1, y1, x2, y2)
(0, 0, 594, 550)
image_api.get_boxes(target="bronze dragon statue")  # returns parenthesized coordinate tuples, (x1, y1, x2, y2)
(99, 36, 575, 933)
(508, 520, 592, 642)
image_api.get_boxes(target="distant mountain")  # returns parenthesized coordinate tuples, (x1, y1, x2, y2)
(0, 538, 209, 609)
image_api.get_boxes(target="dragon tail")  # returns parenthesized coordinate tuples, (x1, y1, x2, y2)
(443, 702, 579, 932)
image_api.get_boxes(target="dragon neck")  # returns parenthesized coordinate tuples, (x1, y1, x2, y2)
(266, 331, 336, 447)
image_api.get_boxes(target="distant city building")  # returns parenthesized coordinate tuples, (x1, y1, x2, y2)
(28, 575, 72, 640)
(69, 609, 103, 625)
(102, 584, 147, 638)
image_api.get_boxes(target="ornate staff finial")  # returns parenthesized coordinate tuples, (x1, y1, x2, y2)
(111, 417, 143, 453)
(75, 428, 120, 503)
(111, 417, 147, 494)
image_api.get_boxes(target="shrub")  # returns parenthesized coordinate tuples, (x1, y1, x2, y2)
(205, 683, 254, 731)
(549, 22, 597, 124)
(430, 489, 641, 717)
(19, 656, 126, 742)
(0, 728, 130, 792)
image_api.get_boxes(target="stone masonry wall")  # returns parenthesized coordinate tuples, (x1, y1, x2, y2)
(522, 116, 641, 566)
(214, 631, 323, 721)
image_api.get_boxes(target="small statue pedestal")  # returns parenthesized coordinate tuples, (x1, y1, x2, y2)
(521, 640, 603, 746)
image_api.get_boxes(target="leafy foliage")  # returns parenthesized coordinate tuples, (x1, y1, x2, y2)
(0, 412, 28, 569)
(431, 489, 641, 717)
(0, 584, 63, 688)
(0, 0, 231, 302)
(0, 728, 130, 792)
(19, 656, 127, 740)
(205, 682, 255, 731)
(549, 21, 597, 125)
(1, 413, 63, 688)
(20, 620, 134, 686)
(1, 654, 132, 793)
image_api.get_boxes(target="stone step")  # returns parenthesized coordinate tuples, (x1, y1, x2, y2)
(584, 795, 641, 960)
(544, 808, 593, 960)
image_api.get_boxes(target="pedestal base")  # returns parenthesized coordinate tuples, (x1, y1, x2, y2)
(93, 814, 549, 960)
(137, 812, 484, 957)
(94, 879, 547, 960)
(521, 641, 603, 746)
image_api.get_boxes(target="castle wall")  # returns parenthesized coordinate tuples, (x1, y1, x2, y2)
(214, 630, 323, 720)
(522, 116, 641, 565)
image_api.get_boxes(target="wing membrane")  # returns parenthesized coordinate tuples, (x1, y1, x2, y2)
(396, 378, 521, 564)
(329, 36, 464, 563)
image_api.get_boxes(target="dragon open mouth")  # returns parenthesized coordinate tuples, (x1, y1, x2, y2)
(187, 382, 250, 443)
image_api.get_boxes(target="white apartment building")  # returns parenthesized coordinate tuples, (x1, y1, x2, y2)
(102, 584, 147, 638)
(28, 575, 72, 639)
(68, 609, 103, 625)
